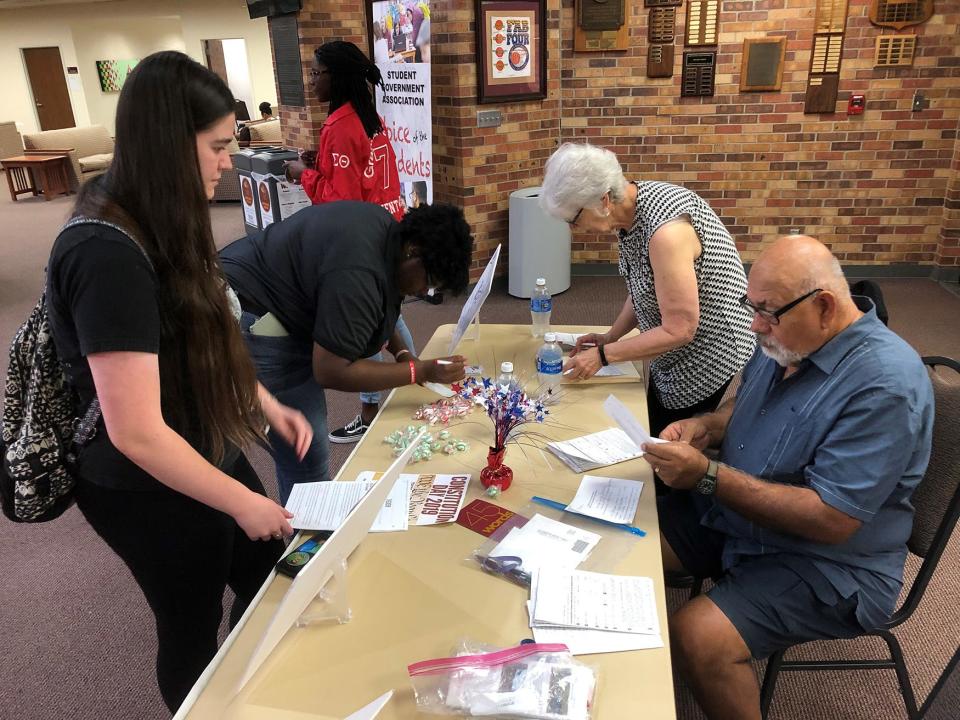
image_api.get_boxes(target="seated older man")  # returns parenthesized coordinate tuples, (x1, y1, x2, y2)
(642, 235, 934, 720)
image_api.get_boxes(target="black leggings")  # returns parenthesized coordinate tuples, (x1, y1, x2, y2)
(75, 454, 284, 712)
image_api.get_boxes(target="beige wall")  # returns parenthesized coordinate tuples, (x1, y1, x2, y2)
(0, 0, 275, 136)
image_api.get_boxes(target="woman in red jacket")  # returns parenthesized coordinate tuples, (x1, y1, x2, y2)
(287, 41, 403, 221)
(286, 41, 413, 444)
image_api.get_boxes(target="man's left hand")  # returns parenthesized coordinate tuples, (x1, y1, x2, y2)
(641, 441, 709, 490)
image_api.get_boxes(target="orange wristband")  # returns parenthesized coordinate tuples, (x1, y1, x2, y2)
(409, 359, 417, 384)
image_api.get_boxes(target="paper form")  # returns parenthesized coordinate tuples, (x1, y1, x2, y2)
(546, 427, 643, 473)
(448, 243, 501, 354)
(602, 394, 668, 454)
(530, 568, 661, 636)
(527, 602, 664, 655)
(489, 514, 601, 574)
(286, 477, 411, 533)
(595, 364, 626, 377)
(566, 475, 643, 525)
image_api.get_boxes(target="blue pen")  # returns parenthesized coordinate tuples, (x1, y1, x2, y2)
(531, 495, 647, 537)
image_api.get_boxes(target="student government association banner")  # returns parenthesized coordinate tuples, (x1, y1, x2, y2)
(370, 0, 433, 211)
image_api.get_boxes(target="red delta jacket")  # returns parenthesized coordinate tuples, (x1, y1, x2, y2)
(300, 103, 404, 220)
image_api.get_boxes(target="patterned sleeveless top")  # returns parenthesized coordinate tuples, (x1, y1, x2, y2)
(617, 181, 756, 409)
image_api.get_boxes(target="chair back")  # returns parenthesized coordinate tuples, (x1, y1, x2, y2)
(849, 279, 889, 325)
(908, 357, 960, 558)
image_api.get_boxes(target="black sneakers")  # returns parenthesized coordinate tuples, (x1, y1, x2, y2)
(328, 414, 369, 444)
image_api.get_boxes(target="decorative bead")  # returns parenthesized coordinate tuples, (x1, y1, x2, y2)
(485, 485, 500, 499)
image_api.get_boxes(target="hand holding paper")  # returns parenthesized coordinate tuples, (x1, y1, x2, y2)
(602, 394, 668, 456)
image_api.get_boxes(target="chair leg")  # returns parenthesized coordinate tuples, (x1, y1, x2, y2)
(759, 650, 784, 719)
(878, 630, 920, 720)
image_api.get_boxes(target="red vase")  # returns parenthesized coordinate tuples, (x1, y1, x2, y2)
(480, 445, 513, 491)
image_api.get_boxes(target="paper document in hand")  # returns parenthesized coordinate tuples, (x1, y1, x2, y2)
(423, 381, 455, 397)
(602, 394, 668, 455)
(407, 473, 471, 525)
(552, 332, 582, 348)
(447, 243, 501, 354)
(531, 568, 661, 636)
(489, 513, 600, 574)
(566, 475, 642, 525)
(286, 475, 411, 533)
(595, 364, 626, 377)
(546, 427, 642, 473)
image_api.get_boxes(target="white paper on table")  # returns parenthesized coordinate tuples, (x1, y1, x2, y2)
(552, 331, 582, 348)
(344, 690, 393, 720)
(447, 243, 501, 354)
(546, 427, 642, 473)
(526, 602, 663, 655)
(489, 513, 600, 574)
(423, 381, 455, 397)
(602, 394, 668, 455)
(407, 473, 471, 525)
(566, 475, 643, 525)
(286, 476, 410, 533)
(595, 364, 627, 377)
(531, 568, 660, 636)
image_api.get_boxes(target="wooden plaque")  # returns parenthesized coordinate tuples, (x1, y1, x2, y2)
(578, 0, 625, 31)
(647, 44, 675, 77)
(740, 37, 786, 91)
(648, 7, 676, 44)
(681, 51, 716, 96)
(805, 74, 840, 113)
(685, 0, 719, 46)
(875, 34, 917, 66)
(575, 0, 630, 51)
(869, 0, 933, 30)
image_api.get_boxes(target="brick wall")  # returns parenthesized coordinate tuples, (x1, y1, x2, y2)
(278, 0, 960, 279)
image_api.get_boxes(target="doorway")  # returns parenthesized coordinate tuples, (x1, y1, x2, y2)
(22, 47, 76, 131)
(202, 38, 255, 123)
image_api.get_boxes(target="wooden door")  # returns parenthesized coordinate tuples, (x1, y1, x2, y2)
(22, 47, 75, 131)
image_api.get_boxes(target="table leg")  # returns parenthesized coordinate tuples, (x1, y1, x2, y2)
(4, 166, 16, 202)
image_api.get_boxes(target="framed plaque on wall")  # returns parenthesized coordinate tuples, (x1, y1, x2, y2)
(476, 0, 547, 103)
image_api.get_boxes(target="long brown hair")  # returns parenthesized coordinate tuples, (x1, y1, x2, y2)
(73, 51, 263, 462)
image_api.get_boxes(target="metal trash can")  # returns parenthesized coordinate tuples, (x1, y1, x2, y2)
(250, 149, 312, 228)
(508, 187, 571, 298)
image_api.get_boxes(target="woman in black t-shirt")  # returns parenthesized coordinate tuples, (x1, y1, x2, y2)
(45, 52, 312, 713)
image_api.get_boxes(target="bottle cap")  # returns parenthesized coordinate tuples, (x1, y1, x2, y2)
(536, 278, 546, 286)
(544, 332, 557, 342)
(500, 361, 513, 373)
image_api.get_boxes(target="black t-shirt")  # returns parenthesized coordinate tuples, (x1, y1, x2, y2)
(220, 201, 403, 361)
(46, 223, 233, 491)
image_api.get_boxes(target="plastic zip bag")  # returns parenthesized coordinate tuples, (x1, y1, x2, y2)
(408, 642, 596, 719)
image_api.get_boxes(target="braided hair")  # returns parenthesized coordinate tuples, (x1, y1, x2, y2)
(315, 41, 384, 138)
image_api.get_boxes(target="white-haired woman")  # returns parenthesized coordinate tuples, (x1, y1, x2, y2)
(541, 142, 756, 439)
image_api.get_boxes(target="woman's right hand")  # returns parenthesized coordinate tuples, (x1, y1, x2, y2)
(418, 356, 466, 384)
(572, 332, 611, 357)
(285, 161, 306, 183)
(232, 490, 294, 542)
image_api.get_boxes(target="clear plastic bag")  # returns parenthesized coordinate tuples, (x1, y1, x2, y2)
(408, 642, 596, 719)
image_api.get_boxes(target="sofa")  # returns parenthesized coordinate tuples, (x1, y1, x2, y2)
(0, 121, 23, 160)
(247, 119, 281, 144)
(22, 124, 114, 190)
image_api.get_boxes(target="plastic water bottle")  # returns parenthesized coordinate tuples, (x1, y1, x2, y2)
(536, 332, 563, 397)
(530, 278, 552, 338)
(496, 361, 520, 394)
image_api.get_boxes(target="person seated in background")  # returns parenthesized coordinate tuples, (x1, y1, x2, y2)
(414, 18, 431, 63)
(540, 142, 756, 440)
(258, 101, 274, 121)
(641, 235, 934, 720)
(219, 201, 473, 503)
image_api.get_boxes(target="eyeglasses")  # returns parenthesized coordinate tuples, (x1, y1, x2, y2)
(739, 288, 822, 325)
(309, 69, 329, 78)
(566, 207, 583, 226)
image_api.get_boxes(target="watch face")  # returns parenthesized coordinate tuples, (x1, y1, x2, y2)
(697, 475, 717, 495)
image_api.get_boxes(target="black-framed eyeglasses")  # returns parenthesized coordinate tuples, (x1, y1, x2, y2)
(566, 207, 583, 226)
(739, 288, 822, 325)
(309, 69, 329, 78)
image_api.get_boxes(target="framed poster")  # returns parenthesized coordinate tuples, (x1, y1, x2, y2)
(475, 0, 547, 104)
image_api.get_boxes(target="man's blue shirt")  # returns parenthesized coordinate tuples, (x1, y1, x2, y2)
(703, 302, 934, 629)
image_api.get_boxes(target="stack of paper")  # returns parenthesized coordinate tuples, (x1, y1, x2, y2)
(566, 475, 643, 525)
(528, 568, 664, 655)
(546, 427, 643, 473)
(488, 514, 601, 575)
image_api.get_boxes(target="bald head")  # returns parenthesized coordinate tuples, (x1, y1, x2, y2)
(752, 235, 851, 301)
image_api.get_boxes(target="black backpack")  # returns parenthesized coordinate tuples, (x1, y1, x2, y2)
(1, 218, 152, 522)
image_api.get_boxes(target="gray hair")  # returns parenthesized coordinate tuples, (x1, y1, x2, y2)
(540, 143, 629, 220)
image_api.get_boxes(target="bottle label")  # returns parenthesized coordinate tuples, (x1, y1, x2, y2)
(531, 297, 552, 313)
(537, 356, 562, 374)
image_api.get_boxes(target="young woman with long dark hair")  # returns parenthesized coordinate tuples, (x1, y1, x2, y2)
(45, 51, 311, 711)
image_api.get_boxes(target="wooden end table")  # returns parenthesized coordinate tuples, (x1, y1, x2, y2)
(1, 154, 72, 201)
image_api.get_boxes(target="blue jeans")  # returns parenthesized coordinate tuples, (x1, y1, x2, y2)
(359, 314, 416, 405)
(240, 312, 328, 503)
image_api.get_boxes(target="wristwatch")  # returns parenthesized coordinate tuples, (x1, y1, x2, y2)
(696, 459, 719, 495)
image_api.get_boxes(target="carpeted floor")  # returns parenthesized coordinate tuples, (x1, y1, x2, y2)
(0, 187, 957, 719)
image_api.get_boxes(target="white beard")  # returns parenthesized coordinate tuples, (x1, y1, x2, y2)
(759, 335, 807, 367)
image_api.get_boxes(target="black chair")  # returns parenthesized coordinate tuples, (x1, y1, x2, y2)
(759, 356, 960, 719)
(849, 279, 889, 326)
(921, 643, 960, 719)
